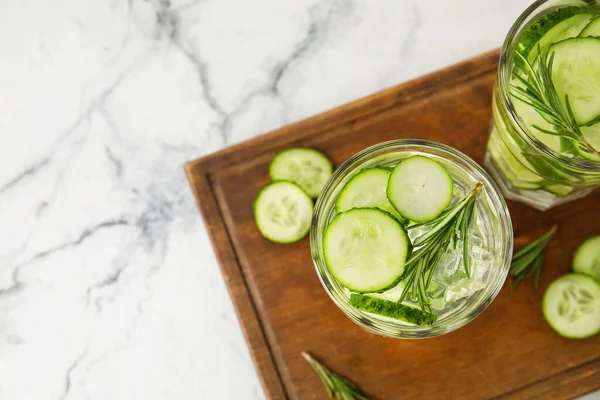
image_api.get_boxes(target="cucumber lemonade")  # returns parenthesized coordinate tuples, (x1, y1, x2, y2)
(311, 141, 512, 338)
(486, 0, 600, 210)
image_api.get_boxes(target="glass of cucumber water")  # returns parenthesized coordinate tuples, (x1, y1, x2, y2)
(486, 0, 600, 210)
(310, 140, 513, 338)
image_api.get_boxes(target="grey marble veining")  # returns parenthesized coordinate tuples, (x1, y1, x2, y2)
(1, 0, 598, 399)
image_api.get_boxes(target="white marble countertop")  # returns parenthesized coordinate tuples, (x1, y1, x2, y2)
(1, 0, 598, 399)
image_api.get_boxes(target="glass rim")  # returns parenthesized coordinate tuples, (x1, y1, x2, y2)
(310, 139, 514, 339)
(497, 0, 600, 172)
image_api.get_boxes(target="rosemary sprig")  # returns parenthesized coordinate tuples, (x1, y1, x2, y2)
(302, 352, 369, 400)
(510, 47, 599, 158)
(400, 182, 483, 313)
(511, 225, 557, 289)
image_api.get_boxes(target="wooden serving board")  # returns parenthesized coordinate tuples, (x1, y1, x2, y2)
(185, 50, 600, 400)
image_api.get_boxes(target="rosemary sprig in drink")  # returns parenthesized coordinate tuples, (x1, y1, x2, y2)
(400, 182, 483, 313)
(511, 225, 557, 289)
(510, 47, 599, 158)
(302, 352, 369, 400)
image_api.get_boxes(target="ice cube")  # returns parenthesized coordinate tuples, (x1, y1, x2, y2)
(468, 233, 484, 250)
(469, 245, 493, 286)
(445, 280, 471, 303)
(407, 224, 431, 242)
(444, 244, 494, 303)
(449, 185, 466, 207)
(467, 208, 488, 248)
(432, 245, 465, 289)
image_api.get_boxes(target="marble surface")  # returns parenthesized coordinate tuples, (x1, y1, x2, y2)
(1, 0, 598, 399)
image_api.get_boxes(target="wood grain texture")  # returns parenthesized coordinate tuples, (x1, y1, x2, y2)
(185, 49, 600, 400)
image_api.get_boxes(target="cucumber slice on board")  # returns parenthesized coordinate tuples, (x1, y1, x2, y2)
(254, 181, 313, 243)
(579, 16, 600, 37)
(578, 123, 600, 161)
(543, 274, 600, 339)
(528, 13, 593, 63)
(336, 167, 406, 222)
(387, 156, 453, 223)
(349, 294, 437, 326)
(573, 235, 600, 280)
(324, 208, 409, 293)
(269, 147, 333, 198)
(550, 37, 600, 125)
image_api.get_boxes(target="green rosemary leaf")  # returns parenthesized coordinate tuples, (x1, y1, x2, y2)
(401, 183, 483, 313)
(511, 255, 533, 276)
(533, 253, 544, 289)
(584, 114, 600, 127)
(511, 226, 557, 289)
(515, 244, 546, 273)
(513, 226, 556, 259)
(303, 352, 369, 400)
(463, 199, 476, 278)
(512, 72, 532, 90)
(532, 125, 562, 136)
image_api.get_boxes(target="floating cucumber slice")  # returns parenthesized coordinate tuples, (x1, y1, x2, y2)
(386, 156, 453, 223)
(579, 16, 600, 37)
(324, 208, 409, 293)
(488, 129, 544, 189)
(513, 97, 562, 152)
(573, 235, 600, 280)
(544, 183, 575, 197)
(336, 167, 406, 222)
(269, 147, 333, 198)
(254, 181, 313, 243)
(578, 123, 600, 161)
(543, 274, 600, 339)
(528, 13, 593, 63)
(550, 38, 600, 125)
(349, 294, 437, 326)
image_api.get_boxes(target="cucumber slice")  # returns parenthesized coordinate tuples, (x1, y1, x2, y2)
(578, 123, 600, 161)
(487, 131, 544, 189)
(269, 147, 333, 198)
(528, 13, 593, 63)
(387, 156, 453, 223)
(336, 167, 406, 222)
(350, 294, 437, 326)
(544, 183, 574, 196)
(573, 235, 600, 280)
(543, 274, 600, 339)
(513, 97, 562, 152)
(254, 181, 313, 243)
(550, 38, 600, 125)
(324, 208, 409, 293)
(579, 16, 600, 37)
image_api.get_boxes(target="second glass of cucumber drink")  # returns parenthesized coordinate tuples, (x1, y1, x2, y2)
(311, 140, 512, 338)
(486, 0, 600, 210)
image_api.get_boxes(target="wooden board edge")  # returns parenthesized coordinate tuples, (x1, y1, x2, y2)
(184, 164, 288, 400)
(184, 49, 500, 175)
(208, 174, 306, 398)
(493, 357, 600, 400)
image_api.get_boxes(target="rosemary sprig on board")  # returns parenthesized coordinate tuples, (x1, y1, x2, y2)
(511, 225, 557, 289)
(510, 47, 599, 158)
(400, 182, 483, 313)
(302, 352, 369, 400)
